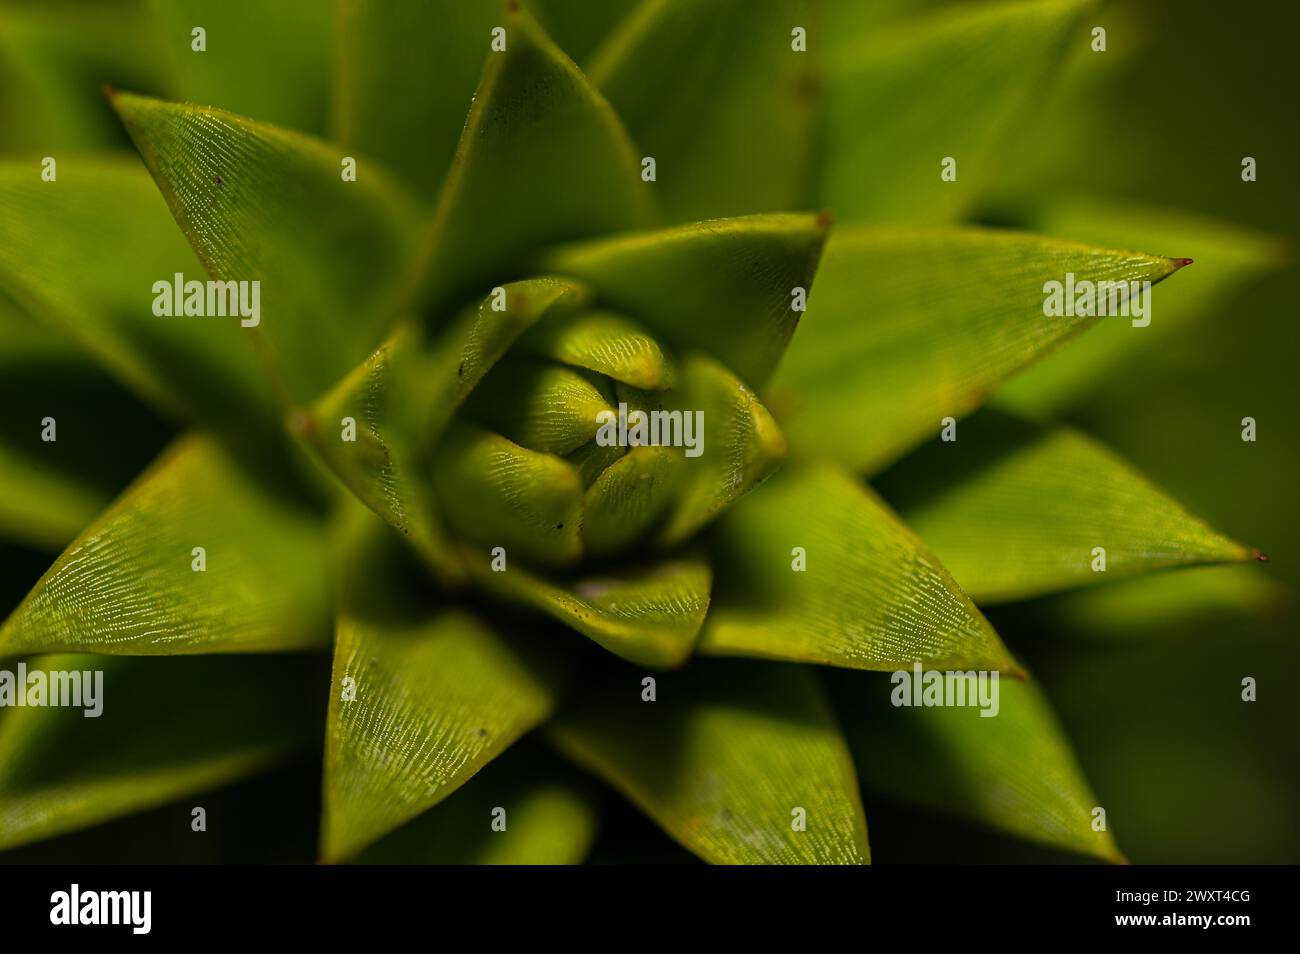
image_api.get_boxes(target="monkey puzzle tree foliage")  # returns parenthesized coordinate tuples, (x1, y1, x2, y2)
(0, 0, 1285, 864)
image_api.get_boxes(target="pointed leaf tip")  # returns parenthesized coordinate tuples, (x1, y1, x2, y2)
(701, 460, 1019, 675)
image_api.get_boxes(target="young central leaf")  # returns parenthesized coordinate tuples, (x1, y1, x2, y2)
(466, 357, 614, 456)
(431, 423, 585, 568)
(518, 309, 676, 390)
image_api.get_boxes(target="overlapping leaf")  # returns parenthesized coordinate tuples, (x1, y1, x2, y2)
(582, 446, 679, 557)
(657, 354, 787, 545)
(877, 407, 1255, 603)
(433, 423, 586, 568)
(111, 92, 420, 402)
(517, 308, 676, 390)
(529, 0, 642, 65)
(700, 460, 1020, 674)
(298, 278, 588, 578)
(769, 226, 1191, 473)
(541, 213, 828, 389)
(588, 0, 819, 221)
(463, 546, 710, 668)
(332, 0, 498, 200)
(323, 505, 568, 862)
(0, 434, 330, 656)
(412, 2, 654, 311)
(548, 660, 869, 864)
(466, 357, 614, 455)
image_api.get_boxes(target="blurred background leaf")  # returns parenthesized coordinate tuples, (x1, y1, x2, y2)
(146, 0, 333, 135)
(357, 739, 599, 864)
(332, 0, 497, 202)
(589, 0, 819, 222)
(0, 653, 325, 851)
(0, 155, 276, 433)
(819, 0, 1091, 224)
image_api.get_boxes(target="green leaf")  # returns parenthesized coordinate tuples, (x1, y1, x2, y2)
(323, 509, 566, 861)
(566, 437, 626, 487)
(700, 460, 1021, 674)
(433, 423, 585, 568)
(589, 355, 786, 551)
(588, 0, 819, 221)
(146, 0, 334, 134)
(110, 92, 420, 403)
(295, 278, 588, 577)
(0, 653, 325, 852)
(999, 198, 1293, 413)
(541, 212, 828, 388)
(0, 1, 169, 154)
(826, 669, 1123, 863)
(823, 0, 951, 34)
(463, 547, 711, 668)
(582, 445, 679, 557)
(529, 0, 642, 65)
(1025, 605, 1297, 864)
(658, 354, 786, 545)
(0, 441, 105, 552)
(1037, 565, 1291, 643)
(412, 2, 654, 311)
(0, 434, 331, 656)
(466, 357, 614, 455)
(819, 0, 1091, 223)
(548, 660, 869, 864)
(769, 226, 1191, 473)
(518, 308, 676, 390)
(0, 298, 173, 550)
(878, 408, 1256, 604)
(292, 322, 458, 579)
(357, 741, 598, 865)
(332, 0, 498, 201)
(0, 155, 275, 429)
(398, 278, 592, 443)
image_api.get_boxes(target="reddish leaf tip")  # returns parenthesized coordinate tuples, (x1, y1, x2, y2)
(287, 409, 318, 437)
(1253, 550, 1270, 563)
